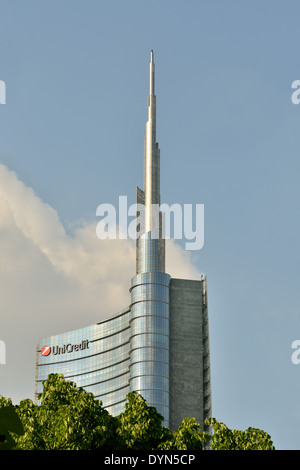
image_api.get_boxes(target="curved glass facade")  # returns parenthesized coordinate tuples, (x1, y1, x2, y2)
(35, 275, 211, 430)
(136, 234, 165, 273)
(36, 308, 131, 416)
(130, 271, 171, 425)
(36, 279, 172, 426)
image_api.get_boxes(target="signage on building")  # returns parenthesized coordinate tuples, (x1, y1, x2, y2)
(41, 340, 89, 357)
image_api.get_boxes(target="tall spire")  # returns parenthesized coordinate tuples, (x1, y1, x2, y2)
(144, 49, 160, 234)
(130, 52, 170, 425)
(136, 50, 165, 274)
(150, 50, 155, 95)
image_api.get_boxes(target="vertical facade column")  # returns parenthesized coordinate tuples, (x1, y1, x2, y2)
(129, 272, 171, 425)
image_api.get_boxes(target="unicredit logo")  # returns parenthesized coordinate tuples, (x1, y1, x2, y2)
(41, 346, 51, 356)
(40, 340, 89, 357)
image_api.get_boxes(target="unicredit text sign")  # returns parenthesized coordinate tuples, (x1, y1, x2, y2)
(41, 340, 89, 357)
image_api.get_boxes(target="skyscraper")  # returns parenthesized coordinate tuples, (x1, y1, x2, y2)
(35, 51, 212, 432)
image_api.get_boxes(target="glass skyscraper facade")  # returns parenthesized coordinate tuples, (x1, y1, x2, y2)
(36, 307, 131, 417)
(35, 51, 212, 431)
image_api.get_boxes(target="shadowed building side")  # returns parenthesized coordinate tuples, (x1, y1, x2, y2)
(169, 278, 211, 432)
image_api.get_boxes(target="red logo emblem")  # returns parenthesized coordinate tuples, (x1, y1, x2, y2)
(41, 346, 51, 356)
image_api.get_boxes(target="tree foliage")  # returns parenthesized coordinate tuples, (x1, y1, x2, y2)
(116, 391, 171, 449)
(206, 418, 275, 450)
(0, 399, 24, 450)
(14, 374, 119, 450)
(0, 374, 275, 450)
(159, 417, 209, 450)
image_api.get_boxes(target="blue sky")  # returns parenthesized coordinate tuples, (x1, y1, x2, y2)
(0, 0, 300, 449)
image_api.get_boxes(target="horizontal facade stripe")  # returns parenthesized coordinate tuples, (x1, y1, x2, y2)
(130, 332, 170, 340)
(92, 383, 130, 399)
(129, 302, 169, 312)
(95, 307, 131, 326)
(82, 375, 130, 396)
(37, 358, 130, 382)
(130, 334, 169, 350)
(39, 311, 131, 345)
(38, 327, 131, 349)
(131, 293, 169, 304)
(102, 397, 128, 409)
(130, 320, 169, 337)
(130, 272, 171, 290)
(130, 313, 170, 322)
(130, 362, 169, 378)
(88, 326, 130, 343)
(130, 300, 170, 311)
(131, 389, 170, 398)
(129, 345, 169, 354)
(37, 340, 130, 367)
(64, 370, 130, 389)
(129, 359, 169, 367)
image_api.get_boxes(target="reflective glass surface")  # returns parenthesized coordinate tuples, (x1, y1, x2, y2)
(137, 236, 165, 273)
(130, 375, 169, 391)
(130, 301, 169, 319)
(130, 347, 169, 364)
(131, 316, 169, 336)
(129, 272, 171, 423)
(36, 309, 131, 410)
(130, 333, 169, 350)
(130, 361, 169, 378)
(131, 284, 169, 304)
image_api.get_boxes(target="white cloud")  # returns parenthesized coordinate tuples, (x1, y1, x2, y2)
(0, 163, 202, 404)
(166, 239, 203, 280)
